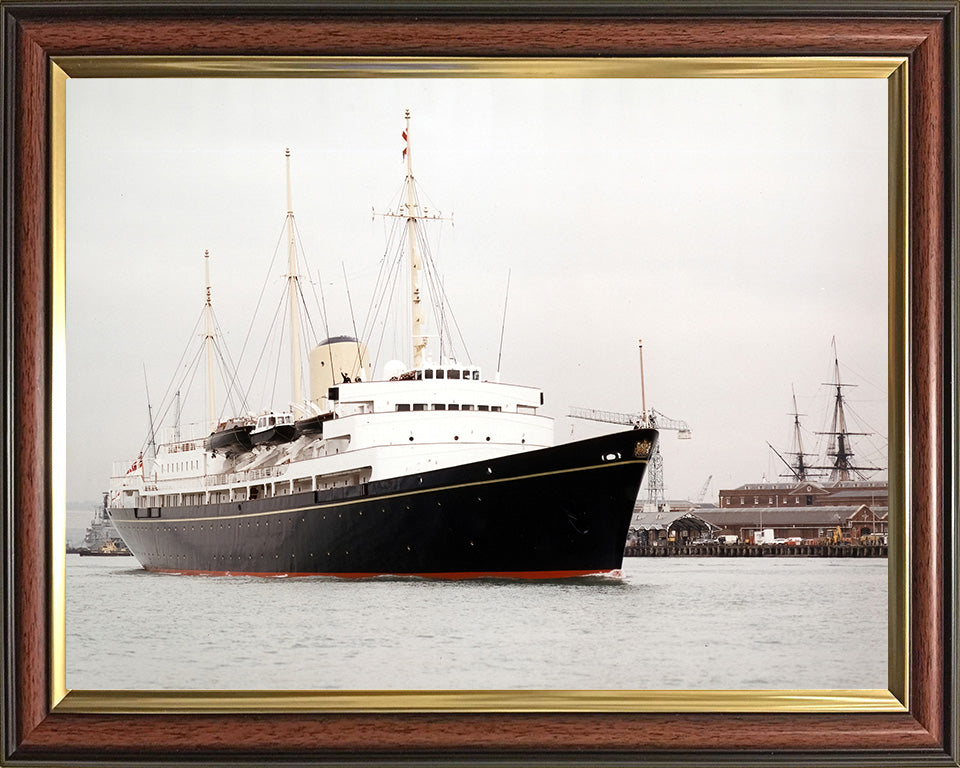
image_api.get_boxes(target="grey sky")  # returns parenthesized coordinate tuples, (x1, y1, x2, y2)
(66, 76, 888, 504)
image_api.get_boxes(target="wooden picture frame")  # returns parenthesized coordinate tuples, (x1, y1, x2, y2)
(2, 2, 956, 765)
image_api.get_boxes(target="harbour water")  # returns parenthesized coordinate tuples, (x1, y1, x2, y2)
(66, 554, 886, 691)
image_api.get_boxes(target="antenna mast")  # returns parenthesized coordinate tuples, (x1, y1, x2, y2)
(638, 339, 648, 427)
(286, 148, 303, 407)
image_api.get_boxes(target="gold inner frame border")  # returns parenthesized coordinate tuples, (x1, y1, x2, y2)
(49, 55, 909, 716)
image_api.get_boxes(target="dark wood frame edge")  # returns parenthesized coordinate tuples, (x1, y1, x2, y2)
(1, 3, 957, 765)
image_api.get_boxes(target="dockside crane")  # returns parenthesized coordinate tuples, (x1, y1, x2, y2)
(569, 339, 691, 514)
(694, 474, 713, 504)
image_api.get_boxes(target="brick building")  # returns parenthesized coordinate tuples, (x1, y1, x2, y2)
(701, 479, 888, 543)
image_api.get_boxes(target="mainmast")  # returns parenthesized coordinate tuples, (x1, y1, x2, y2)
(811, 339, 876, 482)
(286, 148, 303, 407)
(203, 249, 216, 432)
(403, 110, 427, 369)
(372, 112, 453, 368)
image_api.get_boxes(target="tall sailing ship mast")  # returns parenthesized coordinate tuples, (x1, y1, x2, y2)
(767, 385, 819, 482)
(809, 339, 880, 482)
(769, 339, 882, 484)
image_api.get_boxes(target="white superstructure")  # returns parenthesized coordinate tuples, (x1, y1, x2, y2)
(111, 362, 553, 510)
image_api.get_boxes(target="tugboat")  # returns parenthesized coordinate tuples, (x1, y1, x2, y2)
(106, 112, 657, 578)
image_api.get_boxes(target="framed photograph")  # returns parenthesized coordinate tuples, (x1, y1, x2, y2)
(2, 2, 956, 766)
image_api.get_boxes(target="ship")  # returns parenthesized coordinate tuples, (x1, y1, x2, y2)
(106, 112, 658, 579)
(75, 493, 132, 556)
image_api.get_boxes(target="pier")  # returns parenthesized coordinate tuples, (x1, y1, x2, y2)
(624, 543, 887, 558)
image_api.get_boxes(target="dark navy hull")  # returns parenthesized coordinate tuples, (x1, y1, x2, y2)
(109, 429, 657, 578)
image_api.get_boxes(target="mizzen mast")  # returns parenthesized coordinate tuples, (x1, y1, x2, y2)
(203, 249, 216, 432)
(285, 148, 303, 407)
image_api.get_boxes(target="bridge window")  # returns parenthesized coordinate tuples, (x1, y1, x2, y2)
(424, 369, 434, 379)
(396, 404, 411, 412)
(448, 370, 460, 380)
(433, 404, 446, 410)
(413, 403, 426, 411)
(435, 369, 444, 379)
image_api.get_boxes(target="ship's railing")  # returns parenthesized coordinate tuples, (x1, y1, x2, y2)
(159, 422, 210, 444)
(205, 465, 284, 487)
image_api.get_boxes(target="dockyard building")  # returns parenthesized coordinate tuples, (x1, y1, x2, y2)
(695, 504, 887, 544)
(717, 480, 888, 510)
(627, 507, 713, 545)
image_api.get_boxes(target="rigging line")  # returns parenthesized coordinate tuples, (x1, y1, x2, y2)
(151, 342, 205, 439)
(294, 279, 321, 362)
(230, 219, 289, 391)
(213, 339, 246, 416)
(270, 286, 291, 409)
(361, 211, 405, 341)
(371, 243, 406, 376)
(362, 235, 405, 369)
(497, 269, 511, 376)
(210, 309, 249, 413)
(146, 341, 203, 453)
(341, 262, 365, 378)
(141, 364, 157, 458)
(152, 308, 205, 425)
(367, 238, 405, 338)
(360, 236, 400, 343)
(431, 267, 472, 366)
(268, 288, 290, 410)
(291, 219, 324, 346)
(416, 223, 470, 364)
(420, 244, 455, 361)
(307, 256, 336, 384)
(242, 285, 287, 412)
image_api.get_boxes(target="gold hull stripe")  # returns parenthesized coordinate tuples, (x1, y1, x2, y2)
(115, 458, 648, 525)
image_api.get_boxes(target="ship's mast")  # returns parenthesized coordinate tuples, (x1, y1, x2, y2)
(203, 249, 216, 432)
(286, 148, 303, 407)
(403, 110, 427, 369)
(790, 385, 809, 480)
(810, 339, 876, 482)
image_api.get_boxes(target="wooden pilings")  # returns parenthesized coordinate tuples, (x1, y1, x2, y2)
(623, 543, 887, 557)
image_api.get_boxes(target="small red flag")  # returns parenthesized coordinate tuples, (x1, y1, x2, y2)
(402, 130, 408, 160)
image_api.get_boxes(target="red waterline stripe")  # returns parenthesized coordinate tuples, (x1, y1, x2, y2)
(144, 567, 618, 579)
